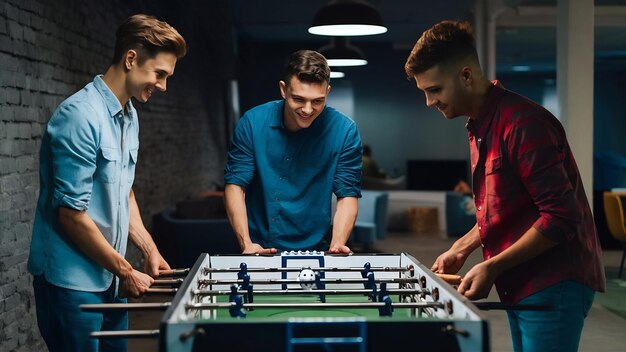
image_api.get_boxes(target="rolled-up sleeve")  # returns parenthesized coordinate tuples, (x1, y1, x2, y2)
(507, 117, 581, 242)
(333, 122, 362, 198)
(48, 103, 98, 211)
(224, 115, 256, 188)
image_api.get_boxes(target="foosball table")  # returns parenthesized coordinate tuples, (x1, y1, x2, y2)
(83, 252, 490, 351)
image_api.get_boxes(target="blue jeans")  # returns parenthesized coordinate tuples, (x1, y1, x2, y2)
(33, 275, 128, 352)
(507, 280, 594, 352)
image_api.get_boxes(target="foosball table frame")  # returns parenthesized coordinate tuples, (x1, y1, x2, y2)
(159, 252, 489, 352)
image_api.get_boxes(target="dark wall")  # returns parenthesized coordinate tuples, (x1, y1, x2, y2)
(0, 1, 235, 350)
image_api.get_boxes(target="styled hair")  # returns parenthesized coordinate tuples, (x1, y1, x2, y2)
(111, 14, 187, 65)
(284, 50, 331, 85)
(405, 20, 478, 79)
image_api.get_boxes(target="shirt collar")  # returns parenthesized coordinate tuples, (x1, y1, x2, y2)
(465, 80, 506, 136)
(93, 75, 136, 120)
(270, 100, 285, 128)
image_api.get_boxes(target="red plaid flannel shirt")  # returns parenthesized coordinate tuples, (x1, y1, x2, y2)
(467, 81, 605, 304)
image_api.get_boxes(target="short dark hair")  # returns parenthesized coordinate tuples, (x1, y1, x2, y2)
(404, 20, 478, 79)
(284, 50, 331, 85)
(111, 14, 187, 65)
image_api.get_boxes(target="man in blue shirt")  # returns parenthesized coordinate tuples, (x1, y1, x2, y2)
(224, 50, 362, 254)
(28, 15, 187, 352)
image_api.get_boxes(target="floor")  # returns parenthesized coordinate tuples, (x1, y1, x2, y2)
(128, 231, 626, 351)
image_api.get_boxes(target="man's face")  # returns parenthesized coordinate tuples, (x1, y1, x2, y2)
(413, 65, 469, 119)
(126, 51, 177, 103)
(279, 76, 330, 132)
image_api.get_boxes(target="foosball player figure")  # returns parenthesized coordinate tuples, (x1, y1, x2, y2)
(228, 285, 247, 318)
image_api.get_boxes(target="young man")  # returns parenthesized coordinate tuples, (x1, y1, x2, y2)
(404, 21, 605, 352)
(224, 50, 362, 255)
(28, 14, 187, 351)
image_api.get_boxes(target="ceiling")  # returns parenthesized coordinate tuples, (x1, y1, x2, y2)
(223, 0, 626, 73)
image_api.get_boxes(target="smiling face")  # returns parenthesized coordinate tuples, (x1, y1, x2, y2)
(279, 76, 330, 132)
(413, 65, 473, 120)
(125, 51, 177, 103)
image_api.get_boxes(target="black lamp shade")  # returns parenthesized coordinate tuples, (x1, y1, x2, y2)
(309, 0, 387, 36)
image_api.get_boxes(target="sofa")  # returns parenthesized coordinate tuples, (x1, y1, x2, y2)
(153, 209, 239, 268)
(351, 190, 389, 247)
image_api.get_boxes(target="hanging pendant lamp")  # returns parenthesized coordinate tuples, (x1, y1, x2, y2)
(309, 0, 387, 36)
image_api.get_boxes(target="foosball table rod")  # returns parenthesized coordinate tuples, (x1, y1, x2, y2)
(198, 277, 429, 285)
(146, 287, 178, 294)
(186, 301, 445, 310)
(90, 329, 160, 339)
(202, 266, 410, 274)
(81, 302, 172, 311)
(191, 288, 427, 296)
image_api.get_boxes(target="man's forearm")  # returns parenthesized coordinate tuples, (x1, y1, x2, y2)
(224, 184, 253, 249)
(58, 207, 133, 278)
(128, 189, 157, 257)
(450, 223, 482, 258)
(331, 197, 358, 246)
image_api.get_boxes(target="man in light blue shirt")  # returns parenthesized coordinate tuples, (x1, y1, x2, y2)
(224, 50, 362, 254)
(28, 15, 187, 352)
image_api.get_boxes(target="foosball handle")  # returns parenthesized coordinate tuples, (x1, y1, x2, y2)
(436, 273, 463, 286)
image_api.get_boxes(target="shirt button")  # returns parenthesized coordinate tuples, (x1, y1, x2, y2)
(478, 226, 482, 231)
(477, 138, 482, 142)
(285, 157, 291, 161)
(275, 197, 280, 201)
(477, 206, 482, 211)
(471, 164, 475, 168)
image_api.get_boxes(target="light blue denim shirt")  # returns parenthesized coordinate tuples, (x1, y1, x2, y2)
(224, 100, 362, 251)
(28, 75, 139, 291)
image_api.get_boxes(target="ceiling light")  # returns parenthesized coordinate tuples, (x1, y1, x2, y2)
(319, 37, 368, 67)
(309, 0, 387, 37)
(330, 71, 346, 78)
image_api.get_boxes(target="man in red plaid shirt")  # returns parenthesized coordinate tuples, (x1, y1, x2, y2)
(405, 20, 605, 352)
